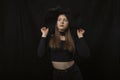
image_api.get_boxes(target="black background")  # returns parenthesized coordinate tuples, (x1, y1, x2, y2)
(1, 0, 120, 80)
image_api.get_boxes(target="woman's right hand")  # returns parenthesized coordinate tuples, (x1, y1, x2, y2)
(40, 27, 49, 37)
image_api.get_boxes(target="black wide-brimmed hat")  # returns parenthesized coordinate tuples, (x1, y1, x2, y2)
(43, 6, 71, 25)
(43, 6, 72, 34)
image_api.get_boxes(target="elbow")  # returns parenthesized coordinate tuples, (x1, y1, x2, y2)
(84, 48, 90, 58)
(37, 49, 43, 58)
(78, 49, 90, 58)
(83, 46, 90, 58)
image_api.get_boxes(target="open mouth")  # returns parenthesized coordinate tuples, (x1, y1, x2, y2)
(60, 25, 64, 27)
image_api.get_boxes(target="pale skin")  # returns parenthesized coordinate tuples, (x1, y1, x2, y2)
(40, 14, 85, 70)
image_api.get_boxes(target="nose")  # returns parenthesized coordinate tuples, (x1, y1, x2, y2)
(61, 20, 64, 24)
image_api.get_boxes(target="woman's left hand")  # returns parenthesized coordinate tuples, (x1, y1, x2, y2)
(77, 28, 85, 38)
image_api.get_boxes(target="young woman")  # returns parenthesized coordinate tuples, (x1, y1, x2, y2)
(37, 7, 90, 80)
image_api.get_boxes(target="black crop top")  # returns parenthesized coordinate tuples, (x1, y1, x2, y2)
(37, 36, 90, 62)
(50, 41, 75, 61)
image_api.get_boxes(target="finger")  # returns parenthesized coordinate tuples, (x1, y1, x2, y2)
(79, 28, 82, 30)
(82, 29, 85, 32)
(43, 27, 46, 29)
(41, 28, 45, 32)
(77, 29, 82, 32)
(81, 30, 85, 34)
(41, 27, 44, 30)
(42, 27, 47, 30)
(46, 28, 49, 31)
(80, 29, 85, 32)
(77, 29, 85, 34)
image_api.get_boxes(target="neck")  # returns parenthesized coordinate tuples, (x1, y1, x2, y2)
(59, 31, 65, 36)
(58, 28, 68, 36)
(58, 29, 65, 36)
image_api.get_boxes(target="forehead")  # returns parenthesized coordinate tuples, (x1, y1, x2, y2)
(58, 14, 67, 19)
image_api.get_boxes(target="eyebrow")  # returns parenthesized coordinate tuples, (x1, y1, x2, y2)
(58, 17, 68, 20)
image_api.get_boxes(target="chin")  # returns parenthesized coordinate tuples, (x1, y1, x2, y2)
(58, 27, 65, 30)
(58, 28, 64, 31)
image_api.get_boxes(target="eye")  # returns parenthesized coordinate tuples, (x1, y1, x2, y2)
(64, 19, 68, 22)
(58, 18, 61, 21)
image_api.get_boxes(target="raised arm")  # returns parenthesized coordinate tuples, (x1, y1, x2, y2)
(76, 37, 90, 58)
(76, 28, 90, 58)
(37, 37, 47, 58)
(37, 27, 49, 58)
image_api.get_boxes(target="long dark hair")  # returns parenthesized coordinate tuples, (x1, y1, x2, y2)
(44, 6, 75, 52)
(43, 6, 72, 35)
(49, 13, 75, 53)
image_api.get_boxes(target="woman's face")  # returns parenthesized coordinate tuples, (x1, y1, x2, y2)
(56, 14, 69, 32)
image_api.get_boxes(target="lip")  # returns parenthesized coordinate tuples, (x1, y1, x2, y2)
(60, 25, 64, 27)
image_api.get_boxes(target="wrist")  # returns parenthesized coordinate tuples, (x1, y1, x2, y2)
(42, 34, 47, 37)
(78, 35, 84, 39)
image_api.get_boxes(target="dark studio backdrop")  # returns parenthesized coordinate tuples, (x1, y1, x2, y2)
(1, 0, 120, 80)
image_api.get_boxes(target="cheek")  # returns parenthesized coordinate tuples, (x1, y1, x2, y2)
(56, 22, 59, 27)
(56, 23, 60, 29)
(65, 22, 69, 27)
(56, 21, 60, 26)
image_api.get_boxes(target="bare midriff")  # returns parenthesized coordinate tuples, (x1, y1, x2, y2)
(52, 60, 75, 70)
